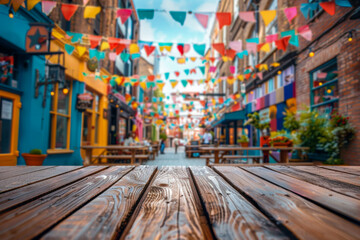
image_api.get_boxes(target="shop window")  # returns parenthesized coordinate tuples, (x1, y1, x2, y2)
(282, 65, 295, 86)
(82, 90, 101, 145)
(0, 97, 13, 153)
(310, 58, 338, 113)
(0, 55, 18, 89)
(49, 80, 72, 149)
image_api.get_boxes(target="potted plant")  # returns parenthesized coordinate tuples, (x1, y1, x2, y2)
(269, 135, 293, 147)
(22, 149, 47, 166)
(237, 135, 249, 147)
(244, 112, 270, 146)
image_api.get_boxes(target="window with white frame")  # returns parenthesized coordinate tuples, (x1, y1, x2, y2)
(248, 27, 257, 67)
(266, 0, 278, 49)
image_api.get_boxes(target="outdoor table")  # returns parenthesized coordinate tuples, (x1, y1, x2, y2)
(81, 145, 149, 165)
(152, 144, 159, 156)
(0, 165, 359, 239)
(199, 146, 310, 164)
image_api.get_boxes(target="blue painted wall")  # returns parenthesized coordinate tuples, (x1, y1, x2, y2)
(0, 5, 83, 165)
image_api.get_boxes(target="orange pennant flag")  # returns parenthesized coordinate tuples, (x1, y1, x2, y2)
(216, 12, 231, 30)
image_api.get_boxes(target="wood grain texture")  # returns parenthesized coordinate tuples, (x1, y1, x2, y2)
(266, 165, 360, 200)
(0, 166, 107, 213)
(0, 166, 28, 173)
(124, 167, 207, 240)
(0, 166, 83, 193)
(293, 166, 360, 187)
(190, 166, 288, 240)
(0, 166, 133, 240)
(319, 166, 360, 176)
(43, 166, 157, 240)
(214, 166, 360, 240)
(245, 166, 360, 223)
(0, 166, 55, 180)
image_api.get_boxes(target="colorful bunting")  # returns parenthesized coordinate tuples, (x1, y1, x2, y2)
(100, 41, 110, 51)
(300, 3, 318, 19)
(198, 66, 205, 75)
(64, 44, 75, 55)
(109, 52, 117, 61)
(298, 25, 312, 41)
(77, 46, 87, 57)
(129, 43, 140, 54)
(209, 66, 216, 73)
(239, 11, 256, 22)
(158, 43, 173, 52)
(27, 0, 41, 10)
(84, 6, 101, 19)
(260, 10, 276, 27)
(169, 11, 187, 25)
(266, 34, 278, 43)
(246, 42, 257, 54)
(116, 44, 126, 55)
(120, 52, 130, 62)
(138, 9, 154, 20)
(229, 40, 242, 52)
(275, 36, 291, 51)
(216, 12, 231, 30)
(194, 13, 209, 29)
(281, 30, 299, 46)
(283, 7, 297, 23)
(164, 72, 170, 80)
(212, 43, 225, 56)
(170, 80, 178, 89)
(335, 0, 352, 7)
(320, 2, 336, 16)
(61, 4, 78, 21)
(144, 45, 155, 56)
(181, 80, 188, 87)
(89, 35, 102, 48)
(42, 1, 57, 15)
(177, 44, 184, 55)
(230, 66, 235, 74)
(193, 44, 206, 56)
(117, 9, 132, 24)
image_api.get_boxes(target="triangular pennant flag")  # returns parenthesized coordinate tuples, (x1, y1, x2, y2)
(83, 0, 89, 5)
(129, 43, 140, 54)
(257, 72, 263, 80)
(84, 6, 101, 19)
(164, 72, 170, 80)
(177, 44, 184, 55)
(42, 1, 57, 15)
(298, 25, 312, 41)
(227, 76, 235, 85)
(183, 44, 190, 54)
(209, 66, 216, 73)
(148, 75, 155, 81)
(77, 46, 87, 57)
(190, 69, 196, 74)
(108, 37, 119, 50)
(89, 35, 102, 48)
(61, 4, 78, 21)
(198, 66, 205, 75)
(158, 43, 173, 52)
(138, 9, 155, 20)
(320, 2, 336, 16)
(281, 30, 299, 46)
(335, 0, 352, 7)
(194, 13, 209, 29)
(275, 36, 291, 51)
(188, 79, 193, 85)
(120, 52, 130, 62)
(246, 42, 257, 54)
(239, 11, 256, 22)
(190, 57, 197, 62)
(144, 45, 155, 56)
(175, 71, 180, 77)
(184, 69, 190, 75)
(27, 0, 41, 10)
(170, 80, 178, 89)
(300, 3, 318, 19)
(100, 41, 110, 51)
(216, 12, 231, 30)
(283, 7, 297, 23)
(265, 34, 278, 43)
(140, 82, 147, 90)
(11, 0, 24, 12)
(177, 57, 186, 64)
(212, 43, 225, 56)
(246, 37, 259, 44)
(169, 11, 187, 25)
(260, 42, 271, 52)
(131, 53, 140, 60)
(116, 44, 126, 55)
(193, 44, 206, 56)
(229, 66, 235, 74)
(260, 10, 276, 27)
(64, 44, 75, 55)
(229, 40, 242, 52)
(157, 82, 165, 91)
(181, 80, 188, 87)
(117, 9, 132, 24)
(109, 52, 117, 61)
(226, 49, 237, 60)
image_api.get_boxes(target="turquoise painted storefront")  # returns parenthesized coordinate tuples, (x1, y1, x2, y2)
(0, 4, 83, 165)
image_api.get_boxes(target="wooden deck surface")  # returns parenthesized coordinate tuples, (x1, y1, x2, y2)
(0, 165, 359, 239)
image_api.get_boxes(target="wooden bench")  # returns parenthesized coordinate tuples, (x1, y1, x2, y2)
(92, 155, 149, 165)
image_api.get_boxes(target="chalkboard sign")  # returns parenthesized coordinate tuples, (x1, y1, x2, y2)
(76, 93, 93, 112)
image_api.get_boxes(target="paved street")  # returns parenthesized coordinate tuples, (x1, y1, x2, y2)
(143, 147, 205, 166)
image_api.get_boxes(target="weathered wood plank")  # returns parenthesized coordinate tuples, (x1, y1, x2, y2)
(0, 166, 83, 193)
(0, 166, 28, 173)
(0, 166, 108, 213)
(319, 166, 360, 176)
(245, 166, 360, 223)
(266, 165, 360, 200)
(123, 167, 210, 240)
(0, 166, 133, 240)
(0, 166, 55, 181)
(190, 166, 288, 240)
(43, 166, 157, 240)
(294, 166, 360, 187)
(214, 166, 360, 240)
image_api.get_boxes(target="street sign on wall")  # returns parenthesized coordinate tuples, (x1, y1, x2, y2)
(76, 93, 93, 112)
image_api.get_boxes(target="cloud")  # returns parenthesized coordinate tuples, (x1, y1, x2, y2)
(139, 20, 156, 41)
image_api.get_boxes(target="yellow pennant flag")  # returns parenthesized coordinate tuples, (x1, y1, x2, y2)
(271, 62, 280, 67)
(27, 0, 40, 10)
(115, 77, 122, 85)
(237, 74, 244, 81)
(259, 64, 268, 71)
(100, 41, 110, 51)
(222, 56, 229, 62)
(139, 82, 147, 90)
(177, 57, 186, 64)
(157, 82, 165, 91)
(129, 43, 139, 54)
(260, 10, 276, 27)
(227, 77, 235, 85)
(260, 43, 271, 53)
(170, 81, 178, 89)
(52, 30, 64, 41)
(84, 6, 101, 19)
(77, 46, 87, 57)
(159, 45, 172, 52)
(156, 74, 161, 79)
(190, 57, 197, 62)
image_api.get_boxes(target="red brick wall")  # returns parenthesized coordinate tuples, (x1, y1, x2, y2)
(294, 2, 360, 164)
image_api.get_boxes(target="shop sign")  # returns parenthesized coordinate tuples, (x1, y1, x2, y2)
(76, 93, 93, 112)
(26, 26, 49, 53)
(259, 108, 270, 124)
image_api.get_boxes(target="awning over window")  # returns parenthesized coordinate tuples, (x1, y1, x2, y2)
(211, 110, 246, 127)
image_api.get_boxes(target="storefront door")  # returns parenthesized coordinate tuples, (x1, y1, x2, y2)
(0, 90, 20, 165)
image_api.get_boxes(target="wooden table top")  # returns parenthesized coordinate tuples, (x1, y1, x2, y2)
(200, 146, 310, 151)
(0, 165, 359, 239)
(81, 145, 148, 150)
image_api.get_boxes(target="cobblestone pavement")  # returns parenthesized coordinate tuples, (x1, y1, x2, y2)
(143, 147, 205, 166)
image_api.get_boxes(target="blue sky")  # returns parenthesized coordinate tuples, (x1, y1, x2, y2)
(133, 0, 220, 112)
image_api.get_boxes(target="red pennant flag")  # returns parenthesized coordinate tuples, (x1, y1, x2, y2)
(115, 44, 126, 55)
(275, 36, 291, 51)
(108, 37, 120, 50)
(89, 35, 102, 48)
(226, 49, 237, 60)
(218, 97, 224, 104)
(257, 43, 265, 51)
(188, 79, 193, 85)
(61, 4, 78, 21)
(117, 9, 132, 24)
(209, 57, 216, 63)
(245, 73, 251, 80)
(177, 44, 184, 55)
(190, 69, 196, 74)
(200, 100, 206, 107)
(175, 71, 180, 77)
(144, 45, 155, 56)
(212, 43, 226, 56)
(319, 2, 336, 16)
(216, 12, 231, 30)
(147, 75, 155, 81)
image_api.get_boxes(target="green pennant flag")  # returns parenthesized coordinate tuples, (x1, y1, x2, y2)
(198, 66, 205, 75)
(138, 9, 155, 20)
(169, 11, 187, 25)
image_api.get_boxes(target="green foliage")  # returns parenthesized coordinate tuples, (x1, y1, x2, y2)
(159, 132, 167, 141)
(283, 110, 300, 132)
(29, 149, 42, 155)
(244, 112, 270, 131)
(237, 135, 249, 143)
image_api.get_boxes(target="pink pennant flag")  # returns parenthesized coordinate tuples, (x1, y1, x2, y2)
(246, 42, 257, 54)
(109, 52, 117, 61)
(229, 40, 242, 52)
(239, 11, 256, 22)
(230, 66, 235, 74)
(298, 25, 312, 41)
(83, 0, 90, 5)
(257, 72, 263, 80)
(283, 7, 297, 23)
(265, 34, 278, 43)
(117, 9, 132, 24)
(42, 1, 57, 15)
(194, 13, 209, 29)
(209, 66, 217, 73)
(184, 44, 191, 54)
